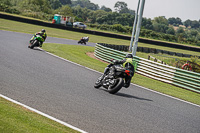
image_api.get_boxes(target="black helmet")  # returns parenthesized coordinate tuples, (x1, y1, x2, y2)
(125, 53, 133, 58)
(41, 29, 46, 32)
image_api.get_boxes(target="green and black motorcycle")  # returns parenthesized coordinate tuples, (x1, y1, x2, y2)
(28, 35, 44, 49)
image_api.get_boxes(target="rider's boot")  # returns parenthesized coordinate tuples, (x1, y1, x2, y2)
(124, 77, 131, 88)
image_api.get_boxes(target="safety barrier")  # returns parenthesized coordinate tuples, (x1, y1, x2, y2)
(98, 43, 200, 58)
(94, 43, 200, 93)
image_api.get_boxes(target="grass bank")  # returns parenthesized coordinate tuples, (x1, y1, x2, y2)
(0, 97, 80, 133)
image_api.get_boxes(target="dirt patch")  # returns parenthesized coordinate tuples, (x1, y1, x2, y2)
(86, 52, 109, 64)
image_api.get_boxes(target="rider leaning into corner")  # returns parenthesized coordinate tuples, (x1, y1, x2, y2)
(29, 29, 47, 47)
(100, 53, 135, 88)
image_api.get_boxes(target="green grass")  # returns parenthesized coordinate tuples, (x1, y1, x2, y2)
(42, 43, 200, 105)
(0, 97, 80, 133)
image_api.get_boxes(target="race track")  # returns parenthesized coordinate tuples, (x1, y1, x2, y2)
(0, 30, 200, 133)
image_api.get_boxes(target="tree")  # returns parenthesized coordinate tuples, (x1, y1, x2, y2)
(129, 9, 135, 16)
(190, 29, 198, 36)
(116, 13, 131, 26)
(54, 5, 73, 16)
(142, 18, 153, 30)
(191, 20, 200, 28)
(176, 27, 185, 34)
(152, 16, 169, 33)
(100, 6, 112, 12)
(114, 1, 128, 13)
(1, 0, 12, 6)
(49, 0, 62, 9)
(17, 0, 52, 14)
(71, 0, 99, 11)
(168, 17, 182, 26)
(166, 26, 175, 35)
(184, 19, 192, 27)
(87, 9, 107, 23)
(59, 0, 71, 5)
(153, 16, 168, 25)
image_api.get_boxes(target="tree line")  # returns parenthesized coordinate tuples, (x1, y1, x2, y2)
(1, 0, 200, 46)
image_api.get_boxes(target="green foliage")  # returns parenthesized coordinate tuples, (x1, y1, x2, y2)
(71, 0, 99, 11)
(54, 5, 73, 16)
(168, 17, 183, 26)
(112, 24, 126, 32)
(49, 0, 62, 9)
(100, 5, 112, 12)
(0, 4, 20, 14)
(166, 26, 175, 35)
(142, 18, 153, 30)
(74, 16, 83, 22)
(114, 1, 128, 13)
(153, 16, 168, 25)
(190, 56, 200, 73)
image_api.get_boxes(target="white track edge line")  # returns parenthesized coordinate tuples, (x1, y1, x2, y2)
(38, 48, 200, 108)
(0, 94, 88, 133)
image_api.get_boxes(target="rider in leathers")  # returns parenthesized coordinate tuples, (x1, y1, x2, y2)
(100, 53, 135, 88)
(29, 29, 47, 47)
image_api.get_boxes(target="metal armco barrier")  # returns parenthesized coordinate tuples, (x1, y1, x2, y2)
(94, 43, 200, 93)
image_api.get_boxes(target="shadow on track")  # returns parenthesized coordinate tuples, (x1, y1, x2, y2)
(115, 92, 153, 101)
(95, 88, 153, 101)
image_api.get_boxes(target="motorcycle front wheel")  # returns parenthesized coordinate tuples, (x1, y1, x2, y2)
(108, 78, 124, 94)
(94, 77, 102, 88)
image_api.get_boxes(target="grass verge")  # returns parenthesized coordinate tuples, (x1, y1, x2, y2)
(0, 97, 80, 133)
(42, 43, 200, 105)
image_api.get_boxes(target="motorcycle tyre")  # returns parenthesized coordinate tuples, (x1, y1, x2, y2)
(108, 78, 124, 94)
(30, 40, 38, 49)
(94, 77, 102, 88)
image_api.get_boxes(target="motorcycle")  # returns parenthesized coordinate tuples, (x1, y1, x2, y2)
(28, 35, 44, 49)
(94, 64, 132, 94)
(78, 37, 88, 45)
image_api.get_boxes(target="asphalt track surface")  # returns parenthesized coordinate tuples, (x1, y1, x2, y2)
(0, 30, 200, 133)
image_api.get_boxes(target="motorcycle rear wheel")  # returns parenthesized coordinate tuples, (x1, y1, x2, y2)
(108, 78, 124, 94)
(30, 40, 38, 49)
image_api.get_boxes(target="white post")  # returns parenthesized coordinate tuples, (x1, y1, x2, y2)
(132, 0, 146, 56)
(129, 0, 141, 52)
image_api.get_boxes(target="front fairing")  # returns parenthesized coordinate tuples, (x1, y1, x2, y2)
(34, 35, 44, 42)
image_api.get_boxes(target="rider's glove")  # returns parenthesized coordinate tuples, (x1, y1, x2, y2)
(112, 60, 117, 64)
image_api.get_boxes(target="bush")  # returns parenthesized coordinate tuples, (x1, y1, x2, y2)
(74, 16, 84, 22)
(99, 24, 110, 30)
(0, 4, 20, 14)
(112, 24, 126, 32)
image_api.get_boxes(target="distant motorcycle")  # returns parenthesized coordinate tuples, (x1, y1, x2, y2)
(78, 37, 89, 45)
(28, 35, 44, 49)
(78, 38, 86, 45)
(94, 64, 133, 94)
